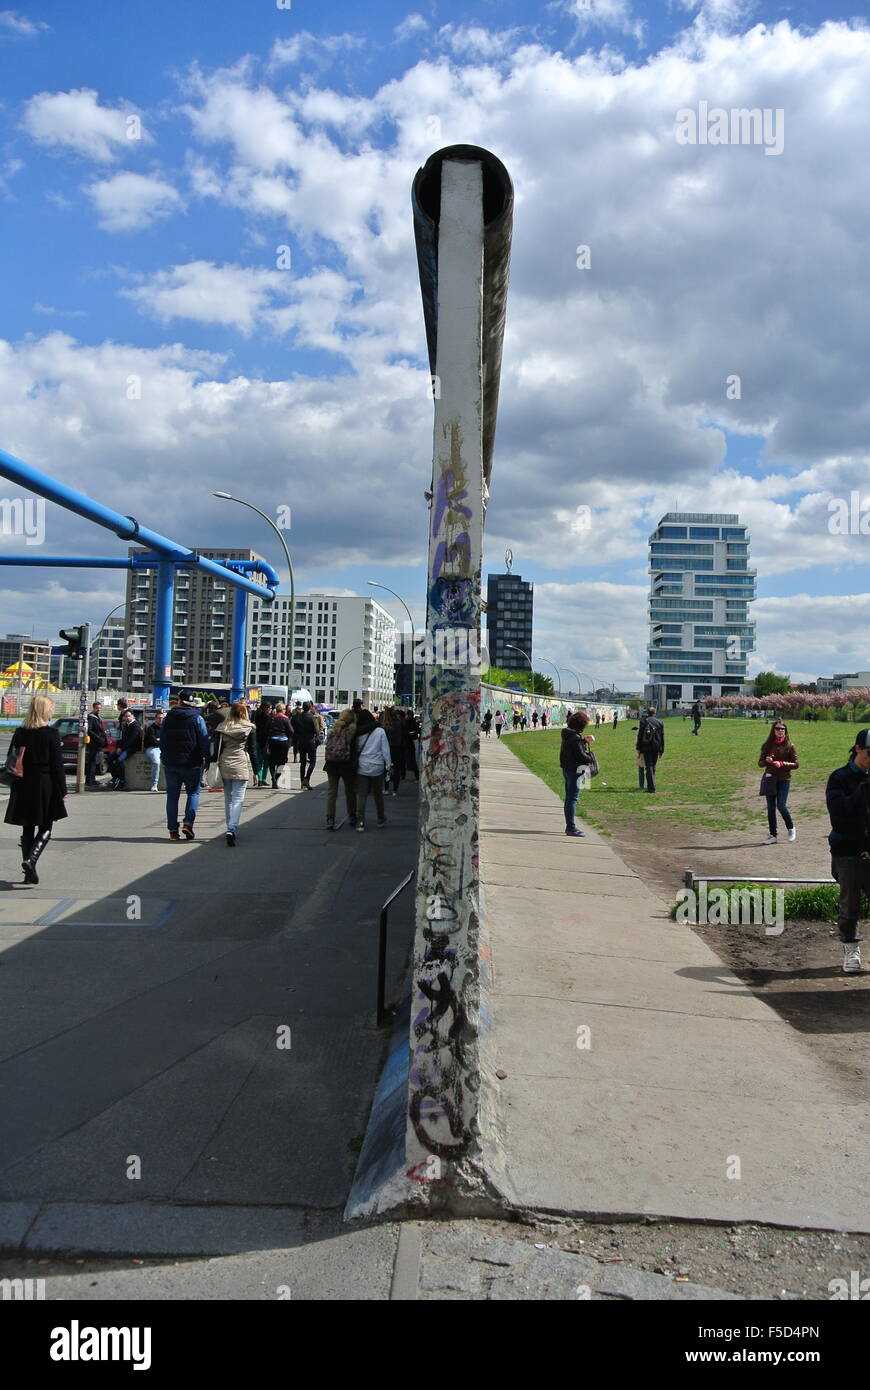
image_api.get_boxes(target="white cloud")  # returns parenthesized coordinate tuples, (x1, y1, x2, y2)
(0, 10, 48, 36)
(33, 303, 86, 318)
(22, 88, 148, 162)
(268, 31, 366, 71)
(561, 0, 645, 43)
(436, 25, 525, 59)
(394, 14, 429, 43)
(122, 261, 292, 333)
(0, 156, 23, 196)
(86, 172, 183, 232)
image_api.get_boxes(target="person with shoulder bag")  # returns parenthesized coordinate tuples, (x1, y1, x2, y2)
(215, 701, 256, 845)
(759, 719, 798, 844)
(324, 708, 357, 830)
(560, 710, 595, 838)
(636, 705, 665, 793)
(4, 694, 67, 883)
(353, 708, 391, 831)
(266, 702, 294, 789)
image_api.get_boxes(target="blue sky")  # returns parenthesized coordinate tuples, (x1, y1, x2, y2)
(1, 0, 869, 685)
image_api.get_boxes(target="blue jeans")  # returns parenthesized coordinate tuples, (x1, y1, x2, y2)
(563, 769, 581, 830)
(144, 746, 161, 790)
(164, 765, 201, 832)
(766, 781, 793, 835)
(223, 778, 247, 833)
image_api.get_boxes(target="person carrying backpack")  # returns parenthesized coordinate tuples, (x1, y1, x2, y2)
(636, 705, 665, 793)
(324, 708, 357, 830)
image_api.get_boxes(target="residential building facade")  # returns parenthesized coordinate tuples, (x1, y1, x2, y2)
(0, 634, 51, 687)
(91, 621, 125, 689)
(122, 548, 268, 692)
(249, 593, 396, 707)
(646, 512, 756, 709)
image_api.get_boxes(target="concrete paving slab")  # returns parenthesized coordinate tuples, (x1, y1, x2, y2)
(482, 736, 870, 1232)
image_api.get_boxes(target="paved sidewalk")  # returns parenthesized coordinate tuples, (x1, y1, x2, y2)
(482, 734, 869, 1232)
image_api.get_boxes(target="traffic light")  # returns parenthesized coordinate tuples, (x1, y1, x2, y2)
(58, 626, 87, 660)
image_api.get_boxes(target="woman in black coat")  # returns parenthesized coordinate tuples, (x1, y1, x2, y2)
(5, 694, 68, 883)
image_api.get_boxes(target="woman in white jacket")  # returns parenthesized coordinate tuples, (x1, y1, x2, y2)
(215, 702, 256, 846)
(353, 709, 391, 832)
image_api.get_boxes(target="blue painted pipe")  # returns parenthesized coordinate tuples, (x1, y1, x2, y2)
(0, 446, 278, 601)
(153, 561, 175, 708)
(231, 587, 247, 703)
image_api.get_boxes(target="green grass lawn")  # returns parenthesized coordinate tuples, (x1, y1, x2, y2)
(502, 718, 859, 834)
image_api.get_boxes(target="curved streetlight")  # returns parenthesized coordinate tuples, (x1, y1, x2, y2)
(214, 492, 295, 693)
(336, 646, 363, 705)
(562, 666, 597, 699)
(367, 579, 417, 706)
(506, 644, 561, 699)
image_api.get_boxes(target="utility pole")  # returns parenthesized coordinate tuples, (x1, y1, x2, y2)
(76, 623, 91, 794)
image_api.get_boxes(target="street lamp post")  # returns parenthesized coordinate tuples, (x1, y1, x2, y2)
(335, 646, 363, 705)
(562, 666, 597, 700)
(93, 601, 127, 695)
(214, 492, 295, 696)
(367, 580, 417, 707)
(507, 644, 562, 698)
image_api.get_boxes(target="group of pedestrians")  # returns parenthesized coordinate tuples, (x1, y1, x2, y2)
(323, 702, 420, 831)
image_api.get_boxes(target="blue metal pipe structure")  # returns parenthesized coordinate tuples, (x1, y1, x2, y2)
(0, 447, 278, 601)
(153, 562, 175, 708)
(0, 447, 280, 706)
(231, 587, 247, 703)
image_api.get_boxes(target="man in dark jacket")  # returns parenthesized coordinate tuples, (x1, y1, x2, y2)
(292, 701, 319, 789)
(159, 692, 210, 839)
(109, 709, 143, 789)
(252, 700, 272, 787)
(825, 729, 870, 973)
(85, 701, 107, 786)
(636, 705, 664, 793)
(691, 700, 703, 735)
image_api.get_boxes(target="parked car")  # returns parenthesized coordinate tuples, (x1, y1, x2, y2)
(53, 716, 118, 773)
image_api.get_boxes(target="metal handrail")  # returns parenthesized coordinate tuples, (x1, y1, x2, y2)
(684, 870, 834, 889)
(377, 870, 414, 1025)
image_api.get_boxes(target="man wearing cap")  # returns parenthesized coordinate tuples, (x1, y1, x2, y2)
(825, 728, 870, 973)
(159, 691, 211, 841)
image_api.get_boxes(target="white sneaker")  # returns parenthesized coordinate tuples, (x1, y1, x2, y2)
(763, 834, 778, 845)
(787, 827, 796, 842)
(842, 943, 862, 973)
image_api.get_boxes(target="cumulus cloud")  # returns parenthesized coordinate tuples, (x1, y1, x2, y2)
(122, 261, 289, 332)
(0, 10, 48, 36)
(22, 88, 147, 162)
(268, 31, 366, 71)
(86, 172, 183, 231)
(561, 0, 645, 43)
(394, 14, 429, 43)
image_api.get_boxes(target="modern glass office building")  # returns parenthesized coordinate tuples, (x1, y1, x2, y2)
(645, 512, 756, 709)
(486, 571, 534, 671)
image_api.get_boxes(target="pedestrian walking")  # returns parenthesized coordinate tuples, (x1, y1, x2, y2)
(404, 709, 421, 778)
(353, 707, 391, 831)
(541, 711, 548, 729)
(612, 710, 618, 730)
(109, 709, 142, 789)
(159, 690, 211, 840)
(85, 701, 107, 785)
(691, 700, 703, 736)
(825, 729, 870, 973)
(560, 710, 595, 838)
(267, 702, 294, 788)
(494, 709, 505, 739)
(481, 710, 493, 738)
(143, 709, 164, 791)
(636, 705, 664, 792)
(5, 694, 67, 884)
(252, 699, 272, 787)
(215, 701, 256, 845)
(201, 701, 223, 790)
(759, 720, 798, 844)
(381, 706, 406, 795)
(291, 701, 319, 789)
(324, 708, 357, 830)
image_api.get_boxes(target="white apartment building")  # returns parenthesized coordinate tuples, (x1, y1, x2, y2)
(249, 593, 397, 707)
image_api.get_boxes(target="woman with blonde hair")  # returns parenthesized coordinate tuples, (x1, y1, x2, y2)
(215, 700, 256, 846)
(4, 694, 67, 883)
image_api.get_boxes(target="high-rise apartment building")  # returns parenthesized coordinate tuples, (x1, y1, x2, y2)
(646, 512, 756, 708)
(122, 548, 268, 691)
(249, 593, 396, 707)
(0, 634, 51, 687)
(91, 621, 125, 689)
(486, 571, 534, 670)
